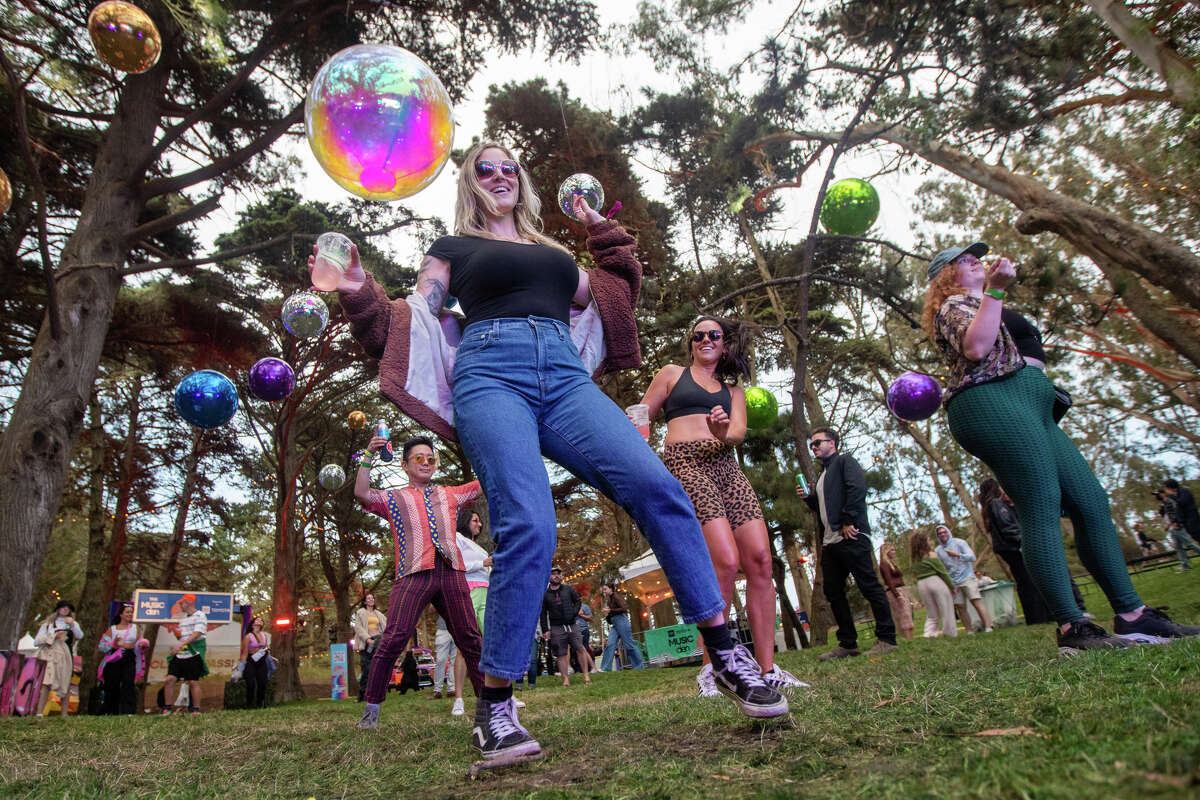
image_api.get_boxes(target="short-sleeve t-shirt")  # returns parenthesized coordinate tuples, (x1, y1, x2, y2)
(175, 610, 208, 659)
(426, 236, 579, 327)
(935, 295, 1024, 404)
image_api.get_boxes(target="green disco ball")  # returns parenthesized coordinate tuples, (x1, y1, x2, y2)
(744, 386, 778, 430)
(819, 178, 880, 236)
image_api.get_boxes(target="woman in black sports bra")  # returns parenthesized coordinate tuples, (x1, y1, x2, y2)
(639, 316, 805, 694)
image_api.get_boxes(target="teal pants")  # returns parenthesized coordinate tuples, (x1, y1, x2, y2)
(947, 366, 1141, 624)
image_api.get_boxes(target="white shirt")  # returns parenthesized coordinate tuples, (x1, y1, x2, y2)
(175, 610, 208, 658)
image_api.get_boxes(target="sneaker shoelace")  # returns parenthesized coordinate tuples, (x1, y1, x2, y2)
(487, 699, 525, 739)
(720, 645, 768, 688)
(1069, 621, 1110, 639)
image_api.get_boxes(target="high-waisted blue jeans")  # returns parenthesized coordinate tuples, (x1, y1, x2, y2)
(601, 612, 644, 671)
(453, 316, 724, 680)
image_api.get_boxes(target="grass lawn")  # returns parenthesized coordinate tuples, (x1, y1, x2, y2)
(3, 569, 1198, 799)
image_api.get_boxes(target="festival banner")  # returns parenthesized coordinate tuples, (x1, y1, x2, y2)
(330, 643, 348, 700)
(132, 589, 235, 624)
(643, 623, 700, 663)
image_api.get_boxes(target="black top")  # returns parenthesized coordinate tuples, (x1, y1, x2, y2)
(663, 367, 732, 421)
(541, 584, 582, 631)
(1001, 308, 1046, 362)
(426, 236, 579, 327)
(802, 452, 872, 535)
(985, 497, 1023, 553)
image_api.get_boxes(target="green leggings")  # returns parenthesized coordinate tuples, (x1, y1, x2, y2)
(947, 366, 1141, 624)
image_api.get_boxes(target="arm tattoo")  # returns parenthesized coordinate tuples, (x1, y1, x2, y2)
(417, 255, 447, 315)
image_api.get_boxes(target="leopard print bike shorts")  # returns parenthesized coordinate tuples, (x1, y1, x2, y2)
(662, 440, 764, 530)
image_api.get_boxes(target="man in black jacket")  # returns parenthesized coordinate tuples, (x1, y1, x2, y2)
(1162, 479, 1200, 572)
(797, 427, 897, 660)
(541, 568, 591, 686)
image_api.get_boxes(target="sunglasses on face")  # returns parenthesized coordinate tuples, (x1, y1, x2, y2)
(408, 453, 439, 466)
(691, 330, 723, 343)
(474, 160, 520, 179)
(809, 439, 832, 450)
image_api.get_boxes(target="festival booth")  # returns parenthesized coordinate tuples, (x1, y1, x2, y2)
(618, 550, 700, 664)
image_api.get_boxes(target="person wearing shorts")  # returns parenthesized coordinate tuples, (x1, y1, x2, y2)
(163, 594, 208, 714)
(541, 568, 590, 687)
(640, 316, 803, 695)
(934, 525, 993, 633)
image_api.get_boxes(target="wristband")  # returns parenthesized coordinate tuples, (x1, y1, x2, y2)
(357, 452, 376, 470)
(983, 288, 1006, 301)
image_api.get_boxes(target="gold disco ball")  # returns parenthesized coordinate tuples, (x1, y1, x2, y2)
(87, 1, 161, 74)
(0, 168, 11, 215)
(347, 410, 367, 429)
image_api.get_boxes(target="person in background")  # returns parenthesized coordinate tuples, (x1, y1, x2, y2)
(599, 584, 644, 672)
(97, 602, 144, 716)
(1132, 521, 1160, 558)
(353, 594, 386, 703)
(934, 525, 993, 633)
(451, 507, 512, 716)
(541, 568, 591, 687)
(163, 593, 208, 715)
(979, 478, 1051, 625)
(35, 600, 82, 717)
(798, 427, 898, 661)
(923, 241, 1199, 651)
(575, 596, 598, 674)
(431, 615, 457, 700)
(1162, 479, 1200, 572)
(909, 532, 957, 638)
(238, 616, 270, 709)
(878, 541, 915, 640)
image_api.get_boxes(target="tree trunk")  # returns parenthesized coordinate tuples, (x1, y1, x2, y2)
(1086, 0, 1199, 107)
(272, 445, 304, 702)
(104, 376, 142, 610)
(77, 394, 110, 712)
(0, 66, 167, 649)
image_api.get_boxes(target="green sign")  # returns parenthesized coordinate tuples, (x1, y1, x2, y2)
(643, 623, 700, 662)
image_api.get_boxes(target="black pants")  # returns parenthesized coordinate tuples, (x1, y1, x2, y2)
(997, 550, 1052, 624)
(357, 649, 374, 700)
(101, 650, 136, 715)
(244, 656, 269, 708)
(821, 535, 896, 648)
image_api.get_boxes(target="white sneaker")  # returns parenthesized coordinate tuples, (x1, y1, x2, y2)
(762, 664, 810, 690)
(696, 664, 720, 698)
(984, 627, 994, 633)
(451, 698, 465, 716)
(513, 697, 526, 709)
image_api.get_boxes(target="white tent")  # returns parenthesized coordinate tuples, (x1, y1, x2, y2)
(17, 634, 37, 656)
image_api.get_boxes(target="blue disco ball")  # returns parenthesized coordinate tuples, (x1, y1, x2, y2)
(174, 370, 239, 429)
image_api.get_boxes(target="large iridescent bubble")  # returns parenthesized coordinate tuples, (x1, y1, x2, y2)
(87, 1, 161, 74)
(174, 370, 238, 429)
(305, 44, 453, 202)
(557, 173, 604, 217)
(281, 291, 329, 339)
(819, 178, 880, 236)
(886, 371, 942, 422)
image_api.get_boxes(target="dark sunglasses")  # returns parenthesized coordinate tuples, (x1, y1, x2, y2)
(691, 330, 723, 343)
(474, 159, 520, 179)
(809, 438, 832, 450)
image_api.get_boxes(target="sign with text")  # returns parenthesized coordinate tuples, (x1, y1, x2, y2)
(330, 643, 348, 700)
(643, 623, 700, 663)
(132, 589, 235, 624)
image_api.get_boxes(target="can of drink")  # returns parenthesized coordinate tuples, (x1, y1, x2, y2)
(375, 419, 393, 462)
(795, 472, 808, 494)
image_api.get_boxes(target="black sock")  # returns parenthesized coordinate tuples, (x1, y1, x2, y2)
(698, 624, 735, 668)
(481, 685, 512, 704)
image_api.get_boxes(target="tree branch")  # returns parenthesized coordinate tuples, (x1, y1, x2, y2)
(1086, 0, 1199, 107)
(1046, 86, 1172, 117)
(124, 193, 222, 243)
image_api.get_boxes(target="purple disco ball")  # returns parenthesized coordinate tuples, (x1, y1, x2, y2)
(886, 371, 942, 422)
(247, 357, 295, 402)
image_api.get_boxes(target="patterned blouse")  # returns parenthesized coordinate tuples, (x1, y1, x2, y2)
(363, 481, 481, 578)
(935, 294, 1024, 404)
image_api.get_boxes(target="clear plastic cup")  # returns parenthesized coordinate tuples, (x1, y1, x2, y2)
(312, 232, 353, 292)
(625, 403, 650, 440)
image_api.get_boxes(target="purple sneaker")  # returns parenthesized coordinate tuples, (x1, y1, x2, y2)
(711, 644, 789, 718)
(471, 697, 542, 761)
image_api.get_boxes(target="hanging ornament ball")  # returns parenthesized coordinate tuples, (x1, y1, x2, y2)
(305, 44, 453, 202)
(247, 357, 295, 402)
(318, 464, 346, 491)
(87, 1, 161, 74)
(886, 371, 943, 422)
(174, 370, 239, 429)
(744, 386, 778, 430)
(281, 290, 329, 339)
(0, 168, 11, 215)
(819, 178, 880, 236)
(347, 410, 367, 429)
(557, 173, 605, 217)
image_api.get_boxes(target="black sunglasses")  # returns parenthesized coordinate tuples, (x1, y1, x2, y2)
(474, 159, 520, 179)
(691, 330, 723, 343)
(809, 438, 832, 450)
